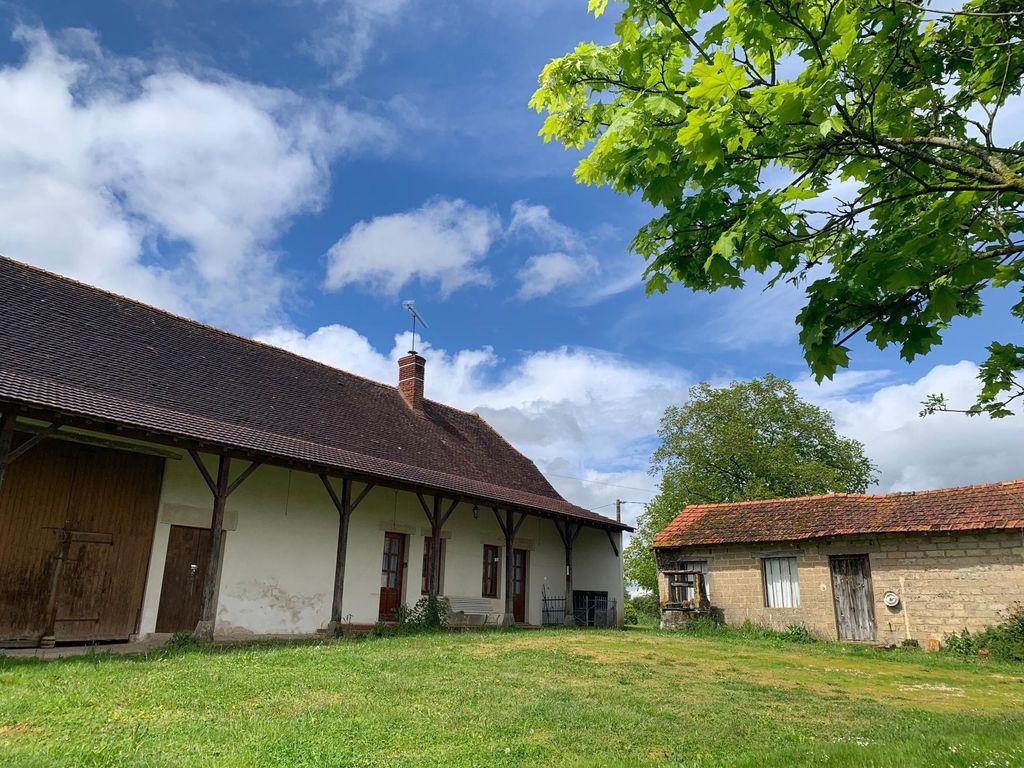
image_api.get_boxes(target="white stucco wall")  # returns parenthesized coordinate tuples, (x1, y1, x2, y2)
(138, 450, 625, 638)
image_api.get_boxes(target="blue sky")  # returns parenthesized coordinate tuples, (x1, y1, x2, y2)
(0, 0, 1021, 527)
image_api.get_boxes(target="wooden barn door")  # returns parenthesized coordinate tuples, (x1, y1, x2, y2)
(0, 441, 76, 646)
(830, 555, 876, 642)
(155, 526, 212, 633)
(378, 532, 406, 621)
(0, 438, 163, 646)
(512, 549, 527, 624)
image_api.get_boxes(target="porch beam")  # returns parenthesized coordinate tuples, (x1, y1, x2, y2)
(350, 481, 376, 511)
(0, 403, 631, 540)
(439, 497, 459, 528)
(492, 507, 508, 537)
(226, 460, 262, 496)
(416, 491, 434, 524)
(606, 528, 619, 557)
(187, 448, 218, 495)
(1, 419, 63, 467)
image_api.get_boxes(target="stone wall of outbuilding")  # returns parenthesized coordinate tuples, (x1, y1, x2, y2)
(656, 529, 1024, 646)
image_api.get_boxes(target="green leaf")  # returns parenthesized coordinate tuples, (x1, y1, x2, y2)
(927, 284, 960, 323)
(818, 115, 842, 136)
(688, 51, 748, 101)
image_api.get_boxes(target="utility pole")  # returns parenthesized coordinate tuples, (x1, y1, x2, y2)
(615, 499, 621, 523)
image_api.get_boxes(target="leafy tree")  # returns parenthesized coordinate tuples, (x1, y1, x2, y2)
(532, 1, 1024, 416)
(624, 375, 876, 591)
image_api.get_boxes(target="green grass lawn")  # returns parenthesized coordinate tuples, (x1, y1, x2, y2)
(2, 628, 1023, 767)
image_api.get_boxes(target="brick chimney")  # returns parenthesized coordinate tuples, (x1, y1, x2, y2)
(398, 352, 425, 411)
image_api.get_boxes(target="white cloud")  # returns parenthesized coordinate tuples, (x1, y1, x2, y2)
(508, 200, 635, 303)
(304, 0, 411, 85)
(799, 361, 1024, 493)
(0, 26, 388, 330)
(324, 198, 501, 296)
(516, 252, 599, 300)
(508, 200, 579, 250)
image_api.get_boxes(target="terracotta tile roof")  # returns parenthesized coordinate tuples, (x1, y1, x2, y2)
(0, 256, 628, 530)
(652, 481, 1024, 548)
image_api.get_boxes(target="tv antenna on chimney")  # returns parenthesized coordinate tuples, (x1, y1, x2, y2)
(402, 300, 429, 354)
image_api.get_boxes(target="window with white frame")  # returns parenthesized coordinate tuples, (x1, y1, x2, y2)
(762, 557, 800, 608)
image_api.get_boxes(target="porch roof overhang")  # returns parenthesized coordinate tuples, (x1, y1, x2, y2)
(0, 380, 633, 533)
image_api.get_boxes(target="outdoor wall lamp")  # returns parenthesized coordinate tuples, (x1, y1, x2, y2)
(472, 505, 480, 519)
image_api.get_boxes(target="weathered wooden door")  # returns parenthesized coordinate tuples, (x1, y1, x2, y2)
(512, 549, 527, 623)
(830, 555, 876, 641)
(0, 442, 76, 646)
(156, 526, 212, 633)
(0, 439, 163, 646)
(378, 532, 406, 621)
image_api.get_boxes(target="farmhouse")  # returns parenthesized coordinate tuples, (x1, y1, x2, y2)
(0, 256, 628, 648)
(653, 482, 1024, 646)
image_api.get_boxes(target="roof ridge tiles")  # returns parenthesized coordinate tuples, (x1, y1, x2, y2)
(679, 480, 1024, 512)
(653, 478, 1024, 547)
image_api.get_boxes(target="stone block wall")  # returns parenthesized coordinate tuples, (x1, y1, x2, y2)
(656, 529, 1024, 645)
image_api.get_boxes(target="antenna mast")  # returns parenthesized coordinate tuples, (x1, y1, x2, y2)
(402, 300, 429, 354)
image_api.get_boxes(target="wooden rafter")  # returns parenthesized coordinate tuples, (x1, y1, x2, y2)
(606, 529, 619, 558)
(2, 420, 64, 466)
(226, 461, 262, 496)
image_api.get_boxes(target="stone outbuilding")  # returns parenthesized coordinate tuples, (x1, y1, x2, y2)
(653, 482, 1024, 646)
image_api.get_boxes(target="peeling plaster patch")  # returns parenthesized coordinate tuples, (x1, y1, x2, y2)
(219, 579, 326, 635)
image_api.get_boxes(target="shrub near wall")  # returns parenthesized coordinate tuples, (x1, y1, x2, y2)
(944, 604, 1024, 662)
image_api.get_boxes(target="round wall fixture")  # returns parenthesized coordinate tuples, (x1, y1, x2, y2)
(882, 590, 900, 608)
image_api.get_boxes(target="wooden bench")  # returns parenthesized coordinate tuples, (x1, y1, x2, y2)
(444, 596, 503, 628)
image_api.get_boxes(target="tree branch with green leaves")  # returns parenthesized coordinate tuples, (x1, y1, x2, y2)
(532, 0, 1024, 417)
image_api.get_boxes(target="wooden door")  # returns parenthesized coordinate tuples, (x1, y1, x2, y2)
(0, 441, 76, 646)
(831, 555, 876, 641)
(155, 526, 212, 633)
(378, 532, 406, 621)
(512, 549, 527, 623)
(53, 445, 163, 642)
(0, 439, 163, 646)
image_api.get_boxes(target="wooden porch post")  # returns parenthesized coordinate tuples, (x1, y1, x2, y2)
(417, 493, 458, 599)
(494, 508, 527, 625)
(321, 476, 374, 637)
(430, 496, 443, 597)
(195, 455, 229, 641)
(555, 520, 582, 626)
(188, 450, 261, 641)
